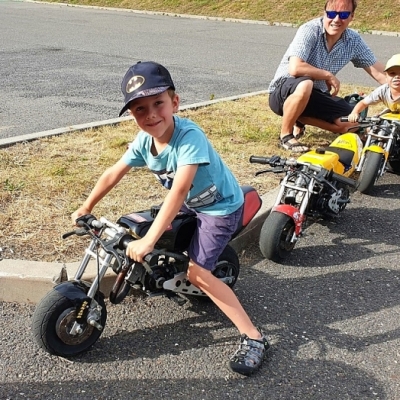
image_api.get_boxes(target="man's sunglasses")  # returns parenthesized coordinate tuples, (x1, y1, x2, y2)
(325, 11, 352, 19)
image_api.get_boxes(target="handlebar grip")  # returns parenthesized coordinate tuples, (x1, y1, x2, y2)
(331, 172, 357, 188)
(120, 235, 158, 266)
(340, 116, 363, 123)
(76, 214, 97, 228)
(62, 230, 76, 239)
(249, 156, 271, 164)
(340, 116, 376, 124)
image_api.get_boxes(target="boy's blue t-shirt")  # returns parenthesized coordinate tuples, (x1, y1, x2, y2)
(121, 115, 244, 216)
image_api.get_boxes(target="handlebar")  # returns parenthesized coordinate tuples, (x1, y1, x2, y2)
(330, 172, 357, 188)
(249, 155, 273, 165)
(340, 116, 386, 124)
(250, 155, 357, 188)
(249, 155, 298, 167)
(65, 214, 160, 266)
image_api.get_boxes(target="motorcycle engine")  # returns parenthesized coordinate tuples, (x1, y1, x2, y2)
(144, 260, 182, 292)
(327, 189, 345, 214)
(315, 187, 348, 216)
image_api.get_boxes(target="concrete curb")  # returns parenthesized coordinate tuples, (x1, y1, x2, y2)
(0, 188, 278, 304)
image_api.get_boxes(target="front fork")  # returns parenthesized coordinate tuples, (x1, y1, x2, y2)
(274, 174, 312, 239)
(69, 238, 115, 335)
(356, 133, 392, 175)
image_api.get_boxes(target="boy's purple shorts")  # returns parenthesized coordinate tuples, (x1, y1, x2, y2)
(183, 205, 243, 271)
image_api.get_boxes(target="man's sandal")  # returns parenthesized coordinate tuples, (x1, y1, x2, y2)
(280, 134, 309, 153)
(294, 122, 306, 139)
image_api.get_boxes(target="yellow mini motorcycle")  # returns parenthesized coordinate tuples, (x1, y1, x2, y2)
(250, 132, 362, 262)
(342, 112, 400, 194)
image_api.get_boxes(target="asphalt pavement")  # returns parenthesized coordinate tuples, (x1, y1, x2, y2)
(1, 173, 400, 399)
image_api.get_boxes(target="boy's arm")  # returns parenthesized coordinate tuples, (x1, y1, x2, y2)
(71, 159, 131, 222)
(126, 164, 198, 262)
(347, 99, 369, 122)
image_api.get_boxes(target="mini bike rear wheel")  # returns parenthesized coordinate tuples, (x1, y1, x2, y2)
(194, 244, 240, 301)
(213, 244, 240, 289)
(259, 212, 296, 262)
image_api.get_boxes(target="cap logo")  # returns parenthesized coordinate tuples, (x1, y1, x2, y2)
(126, 75, 145, 93)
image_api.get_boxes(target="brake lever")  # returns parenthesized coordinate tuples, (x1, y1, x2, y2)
(62, 228, 88, 239)
(255, 166, 285, 176)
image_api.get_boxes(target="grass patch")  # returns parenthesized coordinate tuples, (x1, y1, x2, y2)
(0, 86, 381, 263)
(41, 0, 400, 33)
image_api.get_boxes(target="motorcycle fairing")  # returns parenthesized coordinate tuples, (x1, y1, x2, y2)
(297, 133, 362, 175)
(297, 150, 342, 173)
(271, 206, 305, 236)
(381, 112, 400, 121)
(231, 186, 262, 238)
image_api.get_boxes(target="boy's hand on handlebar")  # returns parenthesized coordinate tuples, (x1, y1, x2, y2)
(126, 238, 155, 263)
(71, 206, 92, 226)
(347, 112, 360, 123)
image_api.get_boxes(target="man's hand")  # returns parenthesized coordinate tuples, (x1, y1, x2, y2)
(326, 74, 341, 96)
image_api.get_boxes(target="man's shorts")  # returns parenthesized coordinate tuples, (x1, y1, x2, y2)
(269, 76, 353, 124)
(181, 204, 243, 271)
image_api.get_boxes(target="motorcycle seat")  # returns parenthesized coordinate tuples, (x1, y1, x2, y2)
(325, 146, 354, 168)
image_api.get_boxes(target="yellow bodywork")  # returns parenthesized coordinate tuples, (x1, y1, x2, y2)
(297, 133, 362, 177)
(381, 112, 400, 121)
(298, 150, 344, 174)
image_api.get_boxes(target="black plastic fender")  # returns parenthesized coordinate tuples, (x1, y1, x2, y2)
(54, 280, 100, 302)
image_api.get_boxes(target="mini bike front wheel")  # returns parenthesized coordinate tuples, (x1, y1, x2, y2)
(32, 288, 107, 357)
(259, 212, 296, 262)
(357, 151, 384, 195)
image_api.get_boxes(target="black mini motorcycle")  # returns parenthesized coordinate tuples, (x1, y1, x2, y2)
(32, 186, 262, 357)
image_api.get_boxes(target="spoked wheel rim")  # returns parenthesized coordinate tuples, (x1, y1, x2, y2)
(213, 260, 238, 280)
(279, 219, 296, 252)
(56, 307, 95, 346)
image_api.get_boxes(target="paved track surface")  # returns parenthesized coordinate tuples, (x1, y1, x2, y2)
(1, 172, 400, 399)
(0, 1, 398, 139)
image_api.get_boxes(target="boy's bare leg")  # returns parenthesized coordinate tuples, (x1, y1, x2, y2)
(187, 262, 261, 340)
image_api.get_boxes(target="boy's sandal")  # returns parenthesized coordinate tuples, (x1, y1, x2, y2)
(280, 134, 309, 153)
(294, 122, 306, 139)
(228, 327, 270, 376)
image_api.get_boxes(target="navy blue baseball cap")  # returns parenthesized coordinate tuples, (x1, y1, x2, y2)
(119, 61, 175, 116)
